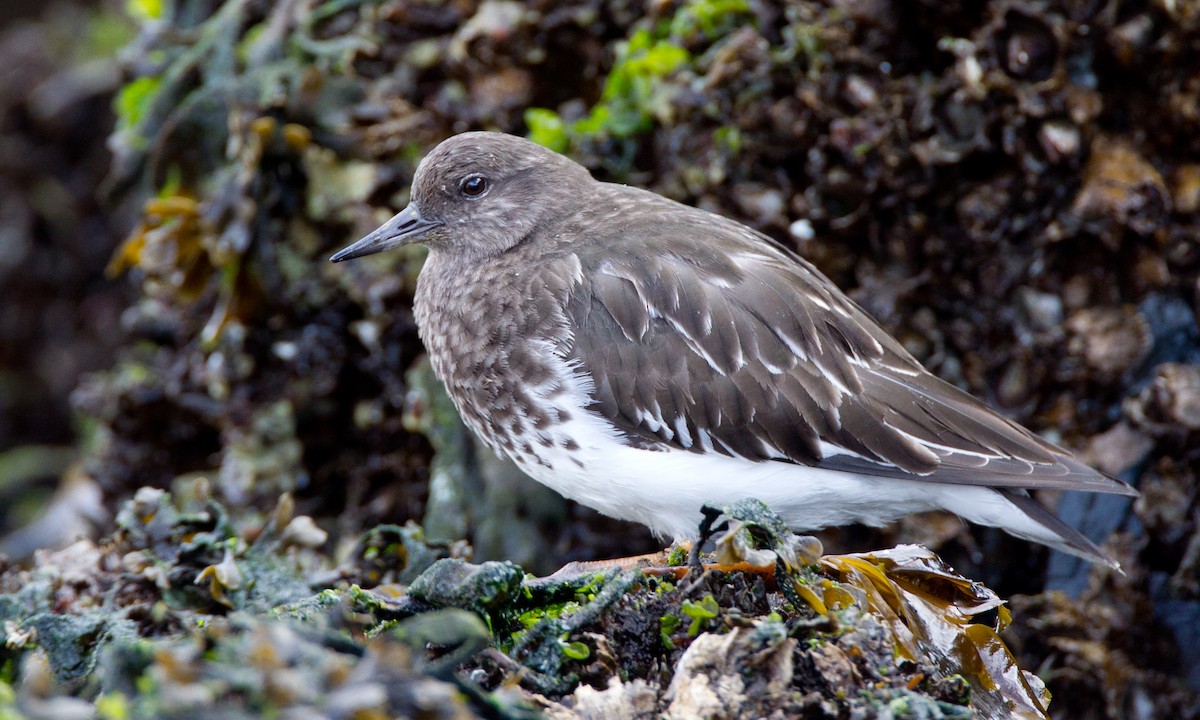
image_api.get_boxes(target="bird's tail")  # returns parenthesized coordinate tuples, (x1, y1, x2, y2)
(996, 488, 1121, 570)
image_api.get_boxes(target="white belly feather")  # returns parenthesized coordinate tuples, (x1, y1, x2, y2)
(496, 350, 1056, 549)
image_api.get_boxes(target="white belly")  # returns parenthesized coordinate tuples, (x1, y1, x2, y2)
(444, 340, 1054, 549)
(508, 402, 1043, 544)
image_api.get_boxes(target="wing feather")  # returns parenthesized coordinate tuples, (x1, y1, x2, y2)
(550, 185, 1134, 497)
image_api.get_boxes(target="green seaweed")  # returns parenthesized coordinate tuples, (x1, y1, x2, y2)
(524, 108, 568, 154)
(668, 0, 753, 41)
(660, 614, 682, 649)
(114, 77, 163, 133)
(680, 594, 720, 636)
(407, 558, 526, 621)
(125, 0, 164, 22)
(528, 0, 760, 152)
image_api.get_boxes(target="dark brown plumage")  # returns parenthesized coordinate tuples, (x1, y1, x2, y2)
(331, 131, 1136, 567)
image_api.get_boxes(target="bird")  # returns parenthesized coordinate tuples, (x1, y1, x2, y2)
(331, 131, 1136, 567)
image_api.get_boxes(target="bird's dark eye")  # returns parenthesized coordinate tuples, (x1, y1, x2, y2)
(459, 175, 489, 199)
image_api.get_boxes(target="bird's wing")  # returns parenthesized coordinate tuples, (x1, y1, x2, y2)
(554, 190, 1133, 496)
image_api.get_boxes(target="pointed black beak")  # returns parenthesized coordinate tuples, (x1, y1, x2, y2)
(330, 204, 442, 263)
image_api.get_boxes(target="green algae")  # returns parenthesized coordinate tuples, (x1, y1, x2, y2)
(680, 594, 720, 636)
(407, 558, 525, 619)
(0, 479, 1046, 718)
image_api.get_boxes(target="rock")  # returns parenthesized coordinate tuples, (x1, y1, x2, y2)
(1134, 473, 1193, 545)
(1016, 287, 1064, 334)
(995, 10, 1058, 82)
(844, 75, 879, 109)
(1137, 363, 1200, 430)
(808, 643, 862, 694)
(1079, 422, 1154, 477)
(406, 559, 525, 614)
(1172, 165, 1200, 214)
(545, 678, 658, 720)
(662, 626, 797, 720)
(1072, 136, 1170, 241)
(468, 67, 534, 123)
(1065, 306, 1152, 375)
(1038, 120, 1081, 163)
(731, 183, 786, 228)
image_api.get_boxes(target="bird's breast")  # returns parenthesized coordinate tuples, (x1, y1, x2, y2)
(414, 255, 579, 466)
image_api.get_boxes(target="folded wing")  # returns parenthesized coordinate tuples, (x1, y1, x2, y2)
(556, 188, 1134, 498)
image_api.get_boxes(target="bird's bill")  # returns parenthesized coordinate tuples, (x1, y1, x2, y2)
(329, 204, 442, 262)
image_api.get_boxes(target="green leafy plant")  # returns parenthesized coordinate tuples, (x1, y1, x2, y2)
(680, 594, 720, 636)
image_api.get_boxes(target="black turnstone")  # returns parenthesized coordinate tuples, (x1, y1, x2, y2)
(331, 131, 1136, 567)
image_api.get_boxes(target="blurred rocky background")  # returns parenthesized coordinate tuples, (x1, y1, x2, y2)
(0, 0, 1198, 717)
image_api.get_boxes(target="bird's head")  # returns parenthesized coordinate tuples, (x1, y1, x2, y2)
(330, 131, 590, 263)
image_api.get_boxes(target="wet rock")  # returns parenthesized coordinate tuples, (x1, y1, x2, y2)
(1134, 472, 1193, 546)
(1072, 136, 1170, 241)
(468, 67, 534, 125)
(1006, 581, 1200, 720)
(1079, 422, 1155, 477)
(995, 9, 1059, 82)
(843, 74, 879, 110)
(731, 183, 787, 228)
(1129, 363, 1200, 431)
(1038, 120, 1081, 163)
(1065, 306, 1152, 375)
(1015, 287, 1065, 334)
(544, 678, 658, 720)
(1108, 14, 1159, 67)
(1172, 164, 1200, 214)
(957, 179, 1012, 242)
(807, 642, 862, 696)
(407, 558, 525, 615)
(662, 624, 797, 720)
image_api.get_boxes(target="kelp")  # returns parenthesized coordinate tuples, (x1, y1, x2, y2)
(820, 548, 1049, 720)
(705, 500, 1051, 719)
